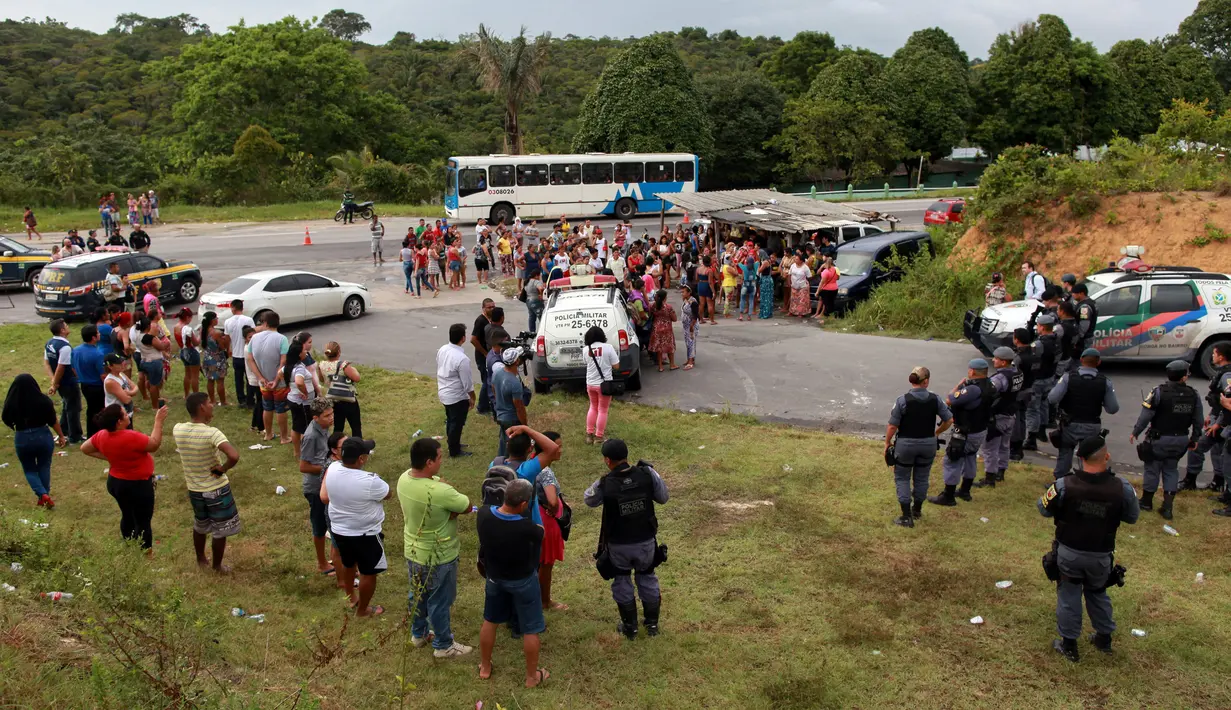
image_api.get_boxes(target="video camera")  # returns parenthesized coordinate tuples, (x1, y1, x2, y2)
(506, 330, 535, 361)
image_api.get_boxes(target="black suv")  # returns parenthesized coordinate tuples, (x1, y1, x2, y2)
(34, 248, 202, 319)
(808, 231, 933, 313)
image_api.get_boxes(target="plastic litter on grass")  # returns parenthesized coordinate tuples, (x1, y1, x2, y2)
(275, 486, 286, 496)
(995, 581, 1012, 589)
(1131, 629, 1147, 637)
(970, 616, 984, 625)
(249, 444, 271, 450)
(1163, 524, 1179, 536)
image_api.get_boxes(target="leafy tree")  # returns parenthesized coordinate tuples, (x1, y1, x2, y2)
(462, 24, 551, 155)
(771, 96, 904, 184)
(808, 50, 889, 104)
(318, 9, 370, 41)
(1165, 44, 1224, 112)
(153, 18, 394, 158)
(697, 72, 784, 188)
(1105, 40, 1178, 139)
(762, 31, 838, 97)
(1177, 0, 1231, 89)
(572, 35, 713, 157)
(973, 15, 1117, 155)
(885, 31, 973, 162)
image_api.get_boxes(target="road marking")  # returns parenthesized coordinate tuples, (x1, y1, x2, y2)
(729, 359, 759, 408)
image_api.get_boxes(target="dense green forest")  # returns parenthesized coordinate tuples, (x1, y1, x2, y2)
(2, 1, 1231, 208)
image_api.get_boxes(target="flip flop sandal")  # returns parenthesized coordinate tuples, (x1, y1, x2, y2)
(320, 567, 336, 577)
(527, 668, 550, 688)
(360, 605, 385, 617)
(479, 664, 494, 680)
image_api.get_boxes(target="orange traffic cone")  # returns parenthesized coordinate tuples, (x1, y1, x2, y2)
(303, 227, 312, 246)
(682, 211, 690, 224)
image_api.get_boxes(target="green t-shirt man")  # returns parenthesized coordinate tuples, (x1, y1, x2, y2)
(397, 472, 471, 566)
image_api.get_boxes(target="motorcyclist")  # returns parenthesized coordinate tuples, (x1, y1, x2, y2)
(342, 190, 357, 224)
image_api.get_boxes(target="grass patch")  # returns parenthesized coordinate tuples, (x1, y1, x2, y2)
(1, 323, 1230, 707)
(809, 187, 978, 204)
(3, 201, 445, 235)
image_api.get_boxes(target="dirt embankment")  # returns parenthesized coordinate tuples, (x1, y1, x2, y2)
(954, 191, 1231, 277)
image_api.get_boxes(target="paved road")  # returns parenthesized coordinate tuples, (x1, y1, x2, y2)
(4, 198, 1205, 475)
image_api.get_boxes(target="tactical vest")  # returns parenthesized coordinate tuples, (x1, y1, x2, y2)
(44, 338, 76, 385)
(1076, 300, 1098, 343)
(1035, 334, 1058, 379)
(601, 464, 658, 545)
(992, 367, 1024, 416)
(1150, 382, 1199, 437)
(953, 378, 993, 434)
(1058, 318, 1080, 360)
(897, 391, 939, 438)
(1206, 364, 1231, 414)
(1014, 347, 1035, 390)
(1061, 372, 1108, 423)
(1055, 471, 1124, 553)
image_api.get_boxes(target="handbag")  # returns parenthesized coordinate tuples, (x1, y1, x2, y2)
(556, 496, 573, 542)
(325, 360, 357, 402)
(589, 345, 625, 397)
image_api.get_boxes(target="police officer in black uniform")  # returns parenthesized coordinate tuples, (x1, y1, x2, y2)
(1183, 341, 1231, 493)
(884, 366, 953, 527)
(1038, 434, 1139, 662)
(1048, 348, 1120, 479)
(584, 439, 670, 639)
(1056, 300, 1081, 374)
(975, 347, 1023, 488)
(1024, 314, 1060, 450)
(1071, 283, 1098, 357)
(1010, 328, 1035, 461)
(928, 358, 992, 506)
(1131, 360, 1203, 521)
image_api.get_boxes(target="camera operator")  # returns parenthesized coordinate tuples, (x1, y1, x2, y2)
(1038, 433, 1139, 662)
(492, 346, 531, 457)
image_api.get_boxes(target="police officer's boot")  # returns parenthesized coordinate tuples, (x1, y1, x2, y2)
(1207, 475, 1226, 493)
(894, 502, 914, 528)
(972, 471, 996, 488)
(1022, 433, 1039, 452)
(997, 468, 1007, 482)
(928, 485, 957, 507)
(1139, 490, 1155, 511)
(616, 602, 639, 640)
(1179, 472, 1199, 492)
(1010, 440, 1024, 461)
(1052, 637, 1080, 662)
(641, 598, 661, 637)
(911, 498, 924, 519)
(956, 478, 974, 501)
(1216, 489, 1231, 506)
(1087, 632, 1113, 655)
(1159, 492, 1176, 521)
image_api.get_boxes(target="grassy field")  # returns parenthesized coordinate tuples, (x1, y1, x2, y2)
(3, 202, 446, 235)
(0, 322, 1229, 709)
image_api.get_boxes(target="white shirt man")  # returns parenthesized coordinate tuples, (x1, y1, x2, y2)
(595, 235, 607, 261)
(321, 438, 391, 617)
(223, 303, 256, 363)
(1022, 262, 1047, 301)
(436, 326, 476, 457)
(474, 219, 490, 248)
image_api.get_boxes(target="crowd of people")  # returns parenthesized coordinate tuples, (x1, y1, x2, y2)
(887, 260, 1231, 662)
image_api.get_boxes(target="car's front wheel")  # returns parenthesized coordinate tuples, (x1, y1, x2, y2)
(534, 379, 551, 394)
(343, 295, 365, 320)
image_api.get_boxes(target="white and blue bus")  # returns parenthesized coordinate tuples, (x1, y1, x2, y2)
(444, 152, 698, 224)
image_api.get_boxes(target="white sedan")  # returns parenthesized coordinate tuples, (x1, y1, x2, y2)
(198, 270, 372, 325)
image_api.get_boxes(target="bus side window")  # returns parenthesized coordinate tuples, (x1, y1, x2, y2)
(459, 168, 487, 197)
(583, 163, 613, 185)
(490, 165, 515, 188)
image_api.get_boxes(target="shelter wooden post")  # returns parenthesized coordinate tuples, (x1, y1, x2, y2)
(660, 200, 666, 235)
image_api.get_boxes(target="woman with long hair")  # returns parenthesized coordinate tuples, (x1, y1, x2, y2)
(447, 238, 462, 290)
(400, 239, 416, 295)
(583, 326, 619, 444)
(174, 308, 200, 397)
(134, 314, 170, 408)
(695, 255, 717, 325)
(787, 252, 814, 318)
(200, 312, 230, 406)
(3, 374, 67, 507)
(680, 285, 698, 370)
(649, 289, 678, 372)
(103, 353, 137, 420)
(814, 255, 840, 323)
(319, 341, 362, 437)
(758, 261, 776, 319)
(427, 242, 442, 291)
(141, 280, 162, 319)
(284, 337, 316, 459)
(82, 403, 169, 551)
(475, 236, 492, 285)
(535, 431, 569, 612)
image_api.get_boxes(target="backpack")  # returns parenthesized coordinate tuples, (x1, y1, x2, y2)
(480, 464, 517, 507)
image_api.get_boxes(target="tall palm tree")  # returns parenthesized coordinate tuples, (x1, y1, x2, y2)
(464, 24, 551, 154)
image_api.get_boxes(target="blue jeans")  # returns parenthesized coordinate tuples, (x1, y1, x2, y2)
(739, 282, 756, 315)
(59, 384, 83, 442)
(408, 558, 458, 650)
(403, 262, 414, 293)
(416, 268, 435, 294)
(15, 427, 54, 497)
(527, 300, 544, 332)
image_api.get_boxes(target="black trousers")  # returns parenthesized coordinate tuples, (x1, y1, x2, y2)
(58, 384, 83, 443)
(443, 399, 470, 456)
(332, 400, 363, 438)
(475, 355, 491, 414)
(250, 395, 264, 431)
(106, 476, 155, 550)
(80, 383, 105, 438)
(232, 358, 254, 406)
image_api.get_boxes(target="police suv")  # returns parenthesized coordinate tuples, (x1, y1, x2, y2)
(34, 248, 203, 319)
(531, 274, 642, 393)
(965, 265, 1231, 378)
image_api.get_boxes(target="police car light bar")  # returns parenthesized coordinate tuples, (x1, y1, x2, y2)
(548, 274, 617, 290)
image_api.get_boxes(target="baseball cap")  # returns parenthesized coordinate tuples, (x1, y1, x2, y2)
(1081, 347, 1101, 359)
(1166, 360, 1189, 378)
(1061, 273, 1077, 284)
(340, 437, 376, 461)
(1036, 313, 1057, 326)
(1076, 434, 1107, 461)
(103, 353, 126, 367)
(969, 358, 989, 370)
(992, 347, 1016, 361)
(502, 347, 525, 365)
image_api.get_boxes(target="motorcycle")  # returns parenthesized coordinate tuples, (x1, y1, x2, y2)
(334, 200, 375, 222)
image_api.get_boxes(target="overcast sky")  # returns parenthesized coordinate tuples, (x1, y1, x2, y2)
(4, 0, 1200, 56)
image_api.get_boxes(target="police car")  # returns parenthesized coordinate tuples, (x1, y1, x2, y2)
(34, 248, 203, 319)
(0, 236, 53, 289)
(531, 274, 642, 393)
(964, 264, 1231, 378)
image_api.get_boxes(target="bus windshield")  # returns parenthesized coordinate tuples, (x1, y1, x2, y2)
(445, 167, 457, 198)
